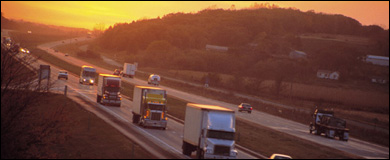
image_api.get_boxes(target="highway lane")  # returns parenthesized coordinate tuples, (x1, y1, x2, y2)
(37, 36, 389, 159)
(19, 50, 257, 159)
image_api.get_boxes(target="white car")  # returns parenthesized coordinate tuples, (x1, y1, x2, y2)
(58, 70, 68, 80)
(269, 154, 292, 159)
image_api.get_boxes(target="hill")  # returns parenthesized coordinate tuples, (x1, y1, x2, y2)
(1, 12, 89, 36)
(93, 7, 388, 83)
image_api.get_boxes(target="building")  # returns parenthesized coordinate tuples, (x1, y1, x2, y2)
(205, 44, 229, 52)
(289, 50, 307, 59)
(370, 76, 388, 84)
(317, 70, 340, 80)
(364, 55, 389, 67)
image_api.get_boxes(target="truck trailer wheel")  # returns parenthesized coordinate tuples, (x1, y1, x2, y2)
(196, 148, 204, 159)
(182, 141, 192, 156)
(132, 115, 140, 124)
(97, 95, 101, 103)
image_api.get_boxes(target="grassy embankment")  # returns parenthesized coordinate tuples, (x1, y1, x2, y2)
(4, 92, 155, 159)
(32, 40, 363, 159)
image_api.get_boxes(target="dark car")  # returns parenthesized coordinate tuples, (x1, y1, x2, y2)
(113, 69, 121, 76)
(238, 103, 253, 113)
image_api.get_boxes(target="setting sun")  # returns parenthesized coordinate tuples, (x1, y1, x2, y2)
(1, 1, 389, 30)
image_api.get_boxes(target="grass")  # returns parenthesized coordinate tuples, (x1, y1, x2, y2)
(2, 92, 155, 159)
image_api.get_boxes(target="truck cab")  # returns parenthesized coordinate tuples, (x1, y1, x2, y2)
(79, 65, 96, 85)
(182, 104, 237, 159)
(309, 108, 349, 141)
(148, 74, 160, 86)
(132, 86, 167, 130)
(97, 74, 122, 107)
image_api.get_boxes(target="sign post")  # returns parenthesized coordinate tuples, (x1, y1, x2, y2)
(38, 65, 51, 91)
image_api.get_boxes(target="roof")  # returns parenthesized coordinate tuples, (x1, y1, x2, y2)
(205, 44, 229, 51)
(82, 65, 95, 68)
(366, 55, 389, 61)
(270, 154, 292, 159)
(135, 85, 165, 90)
(188, 103, 233, 112)
(317, 70, 339, 74)
(290, 50, 306, 55)
(99, 74, 120, 78)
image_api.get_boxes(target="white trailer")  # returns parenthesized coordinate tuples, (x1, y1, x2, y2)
(96, 74, 122, 107)
(132, 86, 167, 129)
(182, 103, 237, 159)
(122, 63, 137, 78)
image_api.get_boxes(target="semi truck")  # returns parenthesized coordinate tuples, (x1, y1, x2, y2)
(132, 86, 167, 130)
(79, 65, 96, 85)
(122, 63, 137, 78)
(182, 103, 238, 159)
(309, 108, 349, 141)
(96, 74, 122, 107)
(148, 74, 160, 86)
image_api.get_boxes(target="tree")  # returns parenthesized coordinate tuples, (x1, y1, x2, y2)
(1, 43, 65, 158)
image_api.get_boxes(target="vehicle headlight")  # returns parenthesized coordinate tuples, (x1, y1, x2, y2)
(90, 79, 94, 83)
(83, 79, 86, 81)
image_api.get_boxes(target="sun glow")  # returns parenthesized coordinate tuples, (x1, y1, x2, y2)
(1, 1, 388, 30)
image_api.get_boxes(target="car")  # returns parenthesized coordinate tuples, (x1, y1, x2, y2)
(113, 69, 121, 76)
(238, 103, 253, 113)
(269, 154, 292, 159)
(58, 70, 68, 80)
(64, 53, 69, 56)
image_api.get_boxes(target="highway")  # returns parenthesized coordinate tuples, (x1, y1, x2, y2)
(20, 54, 258, 159)
(6, 38, 258, 158)
(35, 36, 389, 159)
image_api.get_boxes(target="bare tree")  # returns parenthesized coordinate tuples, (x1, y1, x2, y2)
(1, 42, 64, 158)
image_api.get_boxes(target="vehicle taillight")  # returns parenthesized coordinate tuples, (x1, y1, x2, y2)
(250, 108, 253, 110)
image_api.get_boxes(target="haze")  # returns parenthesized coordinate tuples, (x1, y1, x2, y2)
(1, 1, 389, 30)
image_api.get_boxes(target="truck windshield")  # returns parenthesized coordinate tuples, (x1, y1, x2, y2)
(207, 130, 235, 140)
(148, 104, 164, 111)
(83, 71, 95, 77)
(329, 118, 346, 128)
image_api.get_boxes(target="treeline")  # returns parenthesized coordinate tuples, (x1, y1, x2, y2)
(97, 7, 387, 53)
(1, 12, 88, 36)
(94, 7, 388, 87)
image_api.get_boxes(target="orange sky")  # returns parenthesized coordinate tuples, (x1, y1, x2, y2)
(1, 1, 389, 30)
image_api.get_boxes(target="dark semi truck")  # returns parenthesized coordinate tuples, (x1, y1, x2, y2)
(309, 108, 349, 141)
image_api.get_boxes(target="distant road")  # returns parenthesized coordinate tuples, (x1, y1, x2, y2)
(36, 35, 389, 159)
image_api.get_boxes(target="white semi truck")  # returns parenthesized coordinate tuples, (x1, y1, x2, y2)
(182, 103, 238, 159)
(132, 86, 168, 130)
(96, 74, 122, 107)
(79, 65, 96, 85)
(122, 63, 137, 78)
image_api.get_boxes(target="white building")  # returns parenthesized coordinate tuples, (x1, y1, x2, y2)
(289, 50, 307, 59)
(364, 55, 389, 67)
(205, 44, 229, 52)
(317, 70, 340, 80)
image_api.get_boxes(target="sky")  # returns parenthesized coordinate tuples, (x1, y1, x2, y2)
(1, 1, 389, 30)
